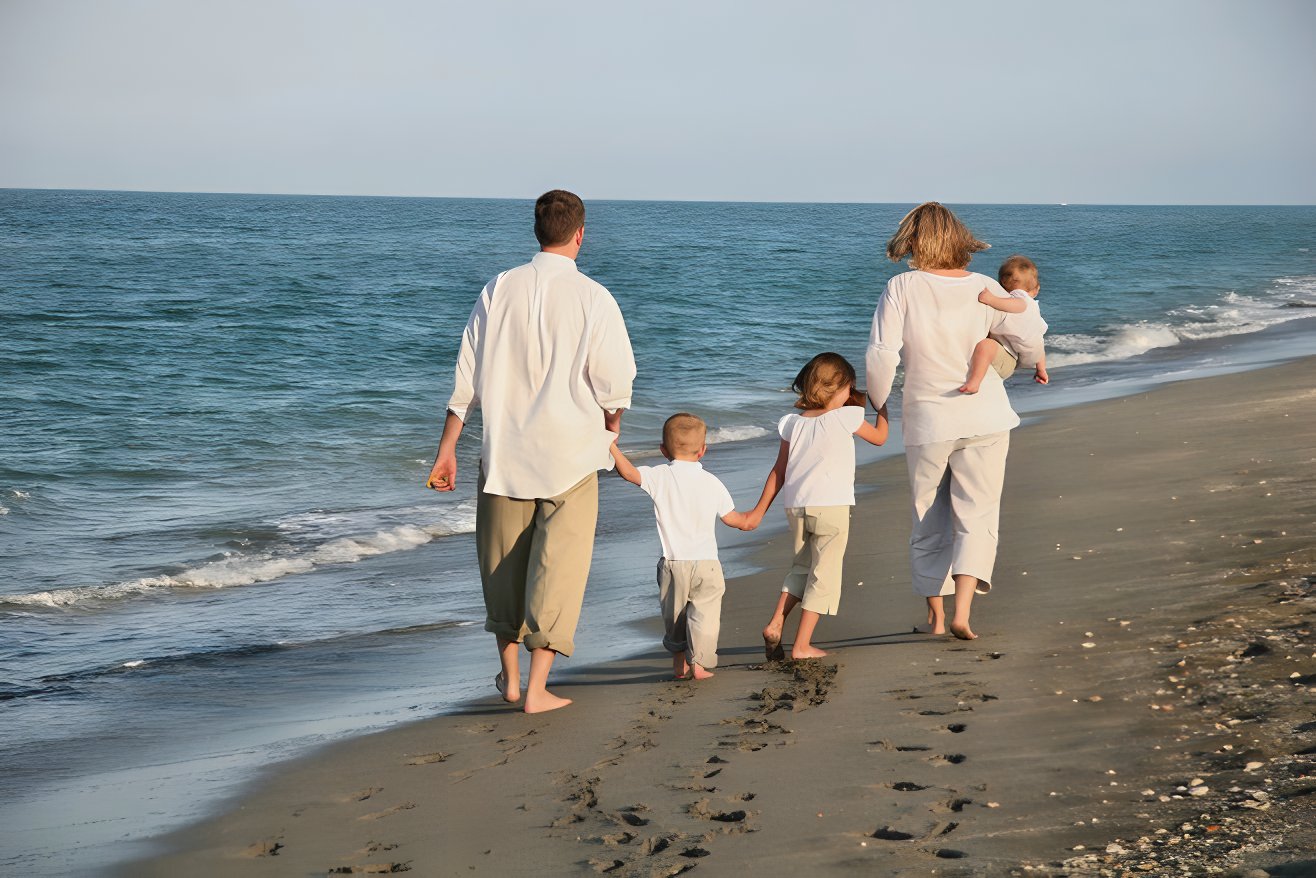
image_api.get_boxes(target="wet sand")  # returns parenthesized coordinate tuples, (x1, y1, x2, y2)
(122, 359, 1316, 877)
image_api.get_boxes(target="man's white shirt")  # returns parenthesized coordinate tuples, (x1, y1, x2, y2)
(448, 252, 636, 499)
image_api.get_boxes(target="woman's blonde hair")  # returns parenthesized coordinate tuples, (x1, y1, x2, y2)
(886, 202, 989, 270)
(793, 352, 858, 410)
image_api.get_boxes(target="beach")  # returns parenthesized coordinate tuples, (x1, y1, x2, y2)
(121, 357, 1316, 877)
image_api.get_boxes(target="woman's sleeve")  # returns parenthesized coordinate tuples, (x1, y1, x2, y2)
(864, 281, 904, 410)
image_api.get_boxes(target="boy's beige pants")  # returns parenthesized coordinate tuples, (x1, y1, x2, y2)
(476, 471, 597, 657)
(656, 559, 725, 669)
(905, 431, 1010, 598)
(782, 505, 851, 615)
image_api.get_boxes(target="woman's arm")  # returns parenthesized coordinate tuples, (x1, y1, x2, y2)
(864, 283, 905, 411)
(854, 404, 890, 447)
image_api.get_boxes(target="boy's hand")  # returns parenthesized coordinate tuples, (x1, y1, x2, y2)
(1034, 365, 1050, 385)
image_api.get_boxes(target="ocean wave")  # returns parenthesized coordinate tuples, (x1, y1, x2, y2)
(0, 502, 477, 609)
(1048, 277, 1316, 368)
(706, 425, 770, 444)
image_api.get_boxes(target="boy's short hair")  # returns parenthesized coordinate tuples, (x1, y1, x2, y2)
(534, 189, 586, 247)
(998, 254, 1039, 292)
(662, 412, 707, 456)
(793, 352, 858, 410)
(886, 201, 989, 270)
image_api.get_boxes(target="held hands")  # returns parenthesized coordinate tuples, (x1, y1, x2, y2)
(426, 455, 457, 491)
(1034, 365, 1050, 385)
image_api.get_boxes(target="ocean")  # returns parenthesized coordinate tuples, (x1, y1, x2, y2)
(2, 190, 1314, 875)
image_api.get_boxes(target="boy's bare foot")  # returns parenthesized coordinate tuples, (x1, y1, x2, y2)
(523, 690, 572, 714)
(691, 663, 715, 680)
(762, 619, 786, 661)
(672, 653, 690, 680)
(495, 672, 520, 704)
(957, 381, 981, 394)
(790, 644, 829, 659)
(949, 621, 978, 641)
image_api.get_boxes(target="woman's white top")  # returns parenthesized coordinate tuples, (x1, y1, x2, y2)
(777, 405, 866, 508)
(447, 252, 636, 499)
(637, 460, 735, 561)
(865, 271, 1045, 447)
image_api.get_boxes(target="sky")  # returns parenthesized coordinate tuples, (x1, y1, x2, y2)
(1, 0, 1313, 204)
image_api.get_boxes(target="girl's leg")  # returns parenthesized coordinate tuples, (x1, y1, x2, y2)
(959, 338, 1001, 394)
(765, 509, 808, 659)
(791, 609, 827, 658)
(763, 592, 801, 660)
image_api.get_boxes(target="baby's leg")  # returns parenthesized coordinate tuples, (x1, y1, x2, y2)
(959, 338, 1001, 394)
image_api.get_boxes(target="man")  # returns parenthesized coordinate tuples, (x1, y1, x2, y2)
(427, 190, 636, 714)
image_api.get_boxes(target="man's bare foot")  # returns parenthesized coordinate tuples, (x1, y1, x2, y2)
(763, 619, 785, 661)
(949, 621, 978, 641)
(790, 644, 829, 659)
(672, 653, 690, 680)
(523, 690, 572, 714)
(691, 663, 714, 680)
(495, 672, 520, 704)
(958, 381, 981, 394)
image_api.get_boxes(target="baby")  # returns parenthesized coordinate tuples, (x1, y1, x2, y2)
(959, 254, 1050, 394)
(610, 413, 756, 680)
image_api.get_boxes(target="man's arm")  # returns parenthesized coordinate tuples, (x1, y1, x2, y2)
(586, 295, 637, 416)
(427, 284, 490, 491)
(426, 410, 465, 491)
(865, 284, 904, 410)
(608, 441, 643, 486)
(978, 289, 1029, 313)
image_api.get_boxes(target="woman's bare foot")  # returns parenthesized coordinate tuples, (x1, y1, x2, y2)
(672, 653, 691, 680)
(691, 663, 715, 680)
(523, 689, 572, 714)
(762, 618, 786, 661)
(790, 644, 829, 659)
(949, 621, 978, 641)
(495, 672, 521, 704)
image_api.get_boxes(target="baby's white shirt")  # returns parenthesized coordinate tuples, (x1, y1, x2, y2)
(994, 289, 1049, 357)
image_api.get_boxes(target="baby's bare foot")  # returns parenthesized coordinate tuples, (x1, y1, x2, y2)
(495, 673, 521, 704)
(523, 690, 572, 714)
(691, 663, 715, 680)
(790, 644, 829, 659)
(949, 622, 978, 641)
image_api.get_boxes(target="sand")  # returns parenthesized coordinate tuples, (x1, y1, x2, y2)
(121, 360, 1316, 878)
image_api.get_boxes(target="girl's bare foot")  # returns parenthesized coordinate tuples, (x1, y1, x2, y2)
(495, 672, 520, 704)
(762, 618, 786, 661)
(949, 621, 978, 641)
(691, 663, 715, 680)
(790, 644, 829, 659)
(672, 653, 691, 680)
(523, 690, 572, 714)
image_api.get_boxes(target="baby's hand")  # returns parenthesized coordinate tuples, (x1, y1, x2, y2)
(1034, 365, 1050, 385)
(977, 289, 994, 305)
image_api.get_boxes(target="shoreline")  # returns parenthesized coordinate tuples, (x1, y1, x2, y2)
(120, 357, 1316, 877)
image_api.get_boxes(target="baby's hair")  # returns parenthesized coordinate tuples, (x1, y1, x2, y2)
(886, 201, 989, 270)
(998, 254, 1039, 292)
(793, 352, 858, 411)
(662, 412, 707, 456)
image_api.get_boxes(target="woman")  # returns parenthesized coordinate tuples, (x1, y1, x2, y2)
(865, 203, 1044, 640)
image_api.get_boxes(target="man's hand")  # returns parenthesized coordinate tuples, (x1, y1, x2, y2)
(603, 408, 623, 435)
(1034, 365, 1050, 385)
(427, 454, 457, 491)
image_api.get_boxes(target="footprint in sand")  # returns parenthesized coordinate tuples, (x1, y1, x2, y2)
(241, 838, 283, 857)
(358, 802, 416, 821)
(927, 754, 967, 766)
(870, 826, 916, 841)
(405, 752, 450, 765)
(943, 723, 967, 733)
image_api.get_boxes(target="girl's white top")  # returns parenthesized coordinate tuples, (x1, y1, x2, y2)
(865, 270, 1046, 447)
(777, 405, 866, 508)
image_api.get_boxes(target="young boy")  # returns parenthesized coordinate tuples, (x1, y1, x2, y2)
(610, 413, 756, 680)
(958, 254, 1051, 394)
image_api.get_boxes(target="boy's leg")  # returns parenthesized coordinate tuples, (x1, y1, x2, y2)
(521, 473, 599, 713)
(475, 470, 536, 701)
(685, 561, 726, 679)
(658, 559, 693, 679)
(959, 338, 1001, 394)
(793, 506, 849, 658)
(764, 509, 807, 659)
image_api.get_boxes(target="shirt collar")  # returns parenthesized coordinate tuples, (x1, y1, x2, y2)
(531, 251, 577, 271)
(669, 459, 703, 469)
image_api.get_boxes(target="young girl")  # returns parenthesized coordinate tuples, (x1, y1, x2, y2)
(746, 353, 889, 659)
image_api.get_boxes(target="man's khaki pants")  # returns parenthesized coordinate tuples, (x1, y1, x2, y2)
(476, 471, 598, 657)
(905, 431, 1010, 598)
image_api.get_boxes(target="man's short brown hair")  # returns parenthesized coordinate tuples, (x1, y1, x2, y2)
(534, 189, 586, 247)
(886, 201, 989, 270)
(662, 413, 707, 457)
(998, 254, 1039, 293)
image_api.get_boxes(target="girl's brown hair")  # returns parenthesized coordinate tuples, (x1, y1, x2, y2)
(886, 202, 989, 270)
(793, 352, 858, 410)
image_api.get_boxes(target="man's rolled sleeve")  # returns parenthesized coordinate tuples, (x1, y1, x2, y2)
(586, 295, 636, 412)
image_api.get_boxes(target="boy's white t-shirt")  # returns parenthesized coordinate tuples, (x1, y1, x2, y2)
(993, 290, 1049, 358)
(777, 405, 866, 508)
(637, 460, 736, 561)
